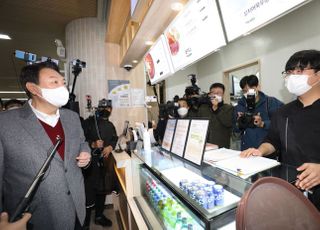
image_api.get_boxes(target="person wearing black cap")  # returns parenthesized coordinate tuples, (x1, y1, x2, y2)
(82, 99, 118, 229)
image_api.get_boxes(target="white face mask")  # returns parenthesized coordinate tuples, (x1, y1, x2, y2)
(285, 74, 311, 96)
(40, 86, 69, 107)
(177, 107, 188, 118)
(212, 95, 222, 103)
(243, 88, 257, 98)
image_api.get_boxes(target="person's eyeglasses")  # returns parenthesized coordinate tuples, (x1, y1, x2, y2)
(281, 68, 315, 78)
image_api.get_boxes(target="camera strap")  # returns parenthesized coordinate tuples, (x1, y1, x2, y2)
(93, 113, 102, 140)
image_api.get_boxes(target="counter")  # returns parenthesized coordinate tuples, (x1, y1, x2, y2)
(112, 147, 298, 229)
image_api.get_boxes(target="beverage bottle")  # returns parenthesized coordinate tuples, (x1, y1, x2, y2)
(180, 217, 188, 230)
(174, 211, 183, 230)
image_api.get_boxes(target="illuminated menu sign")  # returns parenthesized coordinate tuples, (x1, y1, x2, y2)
(144, 35, 174, 85)
(164, 0, 226, 71)
(218, 0, 310, 42)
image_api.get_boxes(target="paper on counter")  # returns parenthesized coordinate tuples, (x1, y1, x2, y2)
(204, 148, 240, 163)
(205, 143, 219, 151)
(214, 156, 280, 179)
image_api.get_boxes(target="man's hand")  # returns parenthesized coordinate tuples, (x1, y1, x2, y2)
(91, 140, 104, 149)
(76, 152, 91, 167)
(211, 98, 219, 111)
(102, 145, 113, 158)
(253, 113, 264, 128)
(237, 112, 244, 120)
(295, 163, 320, 191)
(240, 148, 263, 157)
(0, 212, 31, 230)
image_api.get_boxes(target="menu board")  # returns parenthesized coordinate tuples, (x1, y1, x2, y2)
(171, 119, 190, 157)
(144, 35, 174, 85)
(161, 119, 177, 151)
(164, 0, 226, 71)
(184, 119, 209, 165)
(218, 0, 310, 42)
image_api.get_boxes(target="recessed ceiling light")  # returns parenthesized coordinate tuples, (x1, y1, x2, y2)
(132, 60, 138, 64)
(145, 41, 153, 46)
(0, 34, 11, 40)
(171, 2, 184, 11)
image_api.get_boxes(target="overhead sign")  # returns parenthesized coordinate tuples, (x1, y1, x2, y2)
(218, 0, 310, 41)
(164, 0, 226, 71)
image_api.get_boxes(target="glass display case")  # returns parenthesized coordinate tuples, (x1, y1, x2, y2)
(130, 147, 253, 229)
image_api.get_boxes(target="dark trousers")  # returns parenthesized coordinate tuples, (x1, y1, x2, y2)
(74, 216, 83, 230)
(84, 194, 106, 227)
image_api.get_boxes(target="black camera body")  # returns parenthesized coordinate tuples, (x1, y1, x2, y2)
(238, 89, 256, 130)
(159, 101, 179, 119)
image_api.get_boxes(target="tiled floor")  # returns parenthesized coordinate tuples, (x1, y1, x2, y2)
(89, 205, 119, 230)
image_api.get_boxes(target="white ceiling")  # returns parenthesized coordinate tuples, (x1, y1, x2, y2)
(0, 0, 97, 99)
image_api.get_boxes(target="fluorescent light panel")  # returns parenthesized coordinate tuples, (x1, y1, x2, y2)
(0, 34, 11, 40)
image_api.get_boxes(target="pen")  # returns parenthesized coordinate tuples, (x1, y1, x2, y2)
(237, 168, 243, 176)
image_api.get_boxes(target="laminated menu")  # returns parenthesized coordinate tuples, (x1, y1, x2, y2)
(184, 120, 209, 165)
(161, 119, 177, 151)
(171, 119, 190, 157)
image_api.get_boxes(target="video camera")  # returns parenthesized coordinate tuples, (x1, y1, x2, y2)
(158, 97, 179, 119)
(238, 89, 256, 130)
(185, 74, 210, 111)
(72, 59, 86, 68)
(98, 98, 112, 108)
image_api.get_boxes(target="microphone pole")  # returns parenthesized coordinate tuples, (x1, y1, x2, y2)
(9, 136, 62, 222)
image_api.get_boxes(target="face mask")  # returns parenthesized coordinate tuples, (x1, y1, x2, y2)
(211, 95, 222, 103)
(40, 86, 69, 107)
(243, 89, 257, 98)
(285, 74, 312, 96)
(100, 110, 111, 118)
(177, 107, 188, 118)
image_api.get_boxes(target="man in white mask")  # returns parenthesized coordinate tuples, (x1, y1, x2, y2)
(177, 98, 190, 118)
(241, 50, 320, 211)
(0, 61, 91, 229)
(198, 83, 233, 148)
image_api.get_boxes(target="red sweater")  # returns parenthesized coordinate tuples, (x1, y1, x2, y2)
(39, 119, 65, 160)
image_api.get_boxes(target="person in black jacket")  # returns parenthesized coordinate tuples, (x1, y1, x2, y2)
(82, 99, 118, 228)
(241, 50, 320, 210)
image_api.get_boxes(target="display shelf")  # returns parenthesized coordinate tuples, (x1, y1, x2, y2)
(138, 167, 206, 230)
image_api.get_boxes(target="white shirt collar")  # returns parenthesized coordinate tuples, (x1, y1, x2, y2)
(28, 99, 60, 127)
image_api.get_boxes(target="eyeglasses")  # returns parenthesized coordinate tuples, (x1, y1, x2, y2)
(281, 68, 315, 78)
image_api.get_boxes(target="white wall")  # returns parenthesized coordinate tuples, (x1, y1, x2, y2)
(165, 64, 199, 100)
(66, 17, 106, 117)
(166, 0, 320, 103)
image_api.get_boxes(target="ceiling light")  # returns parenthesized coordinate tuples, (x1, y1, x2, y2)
(171, 2, 184, 11)
(145, 41, 154, 46)
(132, 60, 138, 64)
(0, 34, 11, 40)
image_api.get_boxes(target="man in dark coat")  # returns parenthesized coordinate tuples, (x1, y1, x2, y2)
(198, 83, 233, 148)
(82, 99, 118, 229)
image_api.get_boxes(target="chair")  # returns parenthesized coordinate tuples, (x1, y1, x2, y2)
(236, 177, 320, 230)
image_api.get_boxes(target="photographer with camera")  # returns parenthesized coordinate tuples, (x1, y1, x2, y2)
(198, 83, 233, 148)
(82, 99, 118, 229)
(233, 75, 283, 150)
(184, 74, 208, 118)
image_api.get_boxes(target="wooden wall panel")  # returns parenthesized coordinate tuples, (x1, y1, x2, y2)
(105, 43, 147, 135)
